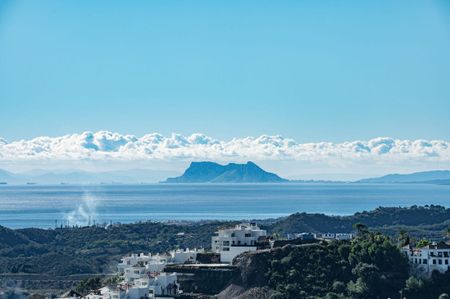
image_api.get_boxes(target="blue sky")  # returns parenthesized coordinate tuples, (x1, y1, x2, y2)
(1, 0, 450, 142)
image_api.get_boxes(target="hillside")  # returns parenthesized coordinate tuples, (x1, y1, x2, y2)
(0, 205, 449, 278)
(227, 232, 409, 299)
(163, 161, 287, 183)
(358, 170, 450, 184)
(0, 169, 177, 184)
(268, 205, 450, 235)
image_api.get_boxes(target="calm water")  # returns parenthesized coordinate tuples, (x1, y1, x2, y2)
(0, 183, 449, 228)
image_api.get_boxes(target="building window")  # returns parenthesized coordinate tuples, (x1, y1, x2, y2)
(439, 259, 442, 265)
(245, 233, 251, 237)
(223, 247, 230, 251)
(423, 259, 427, 264)
(433, 259, 437, 265)
(223, 241, 230, 246)
(445, 260, 449, 265)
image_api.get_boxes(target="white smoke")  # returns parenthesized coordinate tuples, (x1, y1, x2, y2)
(64, 192, 98, 226)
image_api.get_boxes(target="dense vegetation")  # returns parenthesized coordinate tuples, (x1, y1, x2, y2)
(0, 221, 230, 275)
(268, 205, 450, 239)
(1, 205, 449, 277)
(232, 228, 409, 299)
(234, 229, 450, 299)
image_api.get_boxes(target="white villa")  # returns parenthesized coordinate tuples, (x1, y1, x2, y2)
(212, 223, 267, 263)
(118, 252, 171, 277)
(81, 248, 205, 299)
(118, 248, 204, 282)
(402, 242, 450, 276)
(319, 233, 354, 241)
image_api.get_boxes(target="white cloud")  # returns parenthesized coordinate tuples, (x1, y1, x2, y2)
(0, 131, 449, 165)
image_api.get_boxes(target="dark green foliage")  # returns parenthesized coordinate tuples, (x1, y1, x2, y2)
(264, 233, 409, 299)
(269, 205, 450, 238)
(416, 239, 431, 248)
(75, 277, 102, 295)
(0, 221, 228, 275)
(403, 271, 450, 299)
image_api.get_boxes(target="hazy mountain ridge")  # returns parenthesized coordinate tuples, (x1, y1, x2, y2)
(0, 169, 177, 184)
(164, 161, 288, 183)
(2, 166, 450, 185)
(358, 170, 450, 184)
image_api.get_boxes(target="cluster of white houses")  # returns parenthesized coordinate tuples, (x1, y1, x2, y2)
(84, 248, 204, 299)
(402, 242, 450, 276)
(58, 223, 360, 299)
(60, 223, 268, 299)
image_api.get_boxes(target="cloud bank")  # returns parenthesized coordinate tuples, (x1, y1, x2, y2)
(0, 131, 449, 164)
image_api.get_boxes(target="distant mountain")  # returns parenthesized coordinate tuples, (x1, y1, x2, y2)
(163, 161, 288, 183)
(0, 169, 15, 183)
(358, 170, 450, 184)
(0, 169, 178, 185)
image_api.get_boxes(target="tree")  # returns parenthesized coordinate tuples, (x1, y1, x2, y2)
(75, 277, 102, 295)
(398, 229, 410, 247)
(416, 239, 431, 248)
(353, 223, 368, 236)
(403, 276, 424, 294)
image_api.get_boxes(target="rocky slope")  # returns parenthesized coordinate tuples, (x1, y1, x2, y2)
(164, 161, 287, 183)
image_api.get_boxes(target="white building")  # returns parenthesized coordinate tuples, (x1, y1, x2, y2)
(148, 272, 178, 297)
(84, 286, 126, 299)
(402, 243, 450, 276)
(118, 249, 203, 277)
(113, 248, 203, 298)
(118, 253, 171, 276)
(170, 248, 204, 264)
(212, 223, 267, 263)
(286, 233, 316, 240)
(319, 233, 354, 240)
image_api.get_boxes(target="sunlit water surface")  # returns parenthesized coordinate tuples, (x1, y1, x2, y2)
(0, 183, 449, 228)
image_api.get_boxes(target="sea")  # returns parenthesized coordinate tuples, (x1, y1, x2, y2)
(0, 183, 449, 229)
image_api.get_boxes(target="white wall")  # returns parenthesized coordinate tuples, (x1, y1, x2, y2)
(220, 246, 257, 263)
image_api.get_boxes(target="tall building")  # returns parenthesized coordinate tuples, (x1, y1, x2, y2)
(212, 223, 267, 263)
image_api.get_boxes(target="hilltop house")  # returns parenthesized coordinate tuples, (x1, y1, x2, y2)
(212, 223, 267, 263)
(402, 242, 450, 276)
